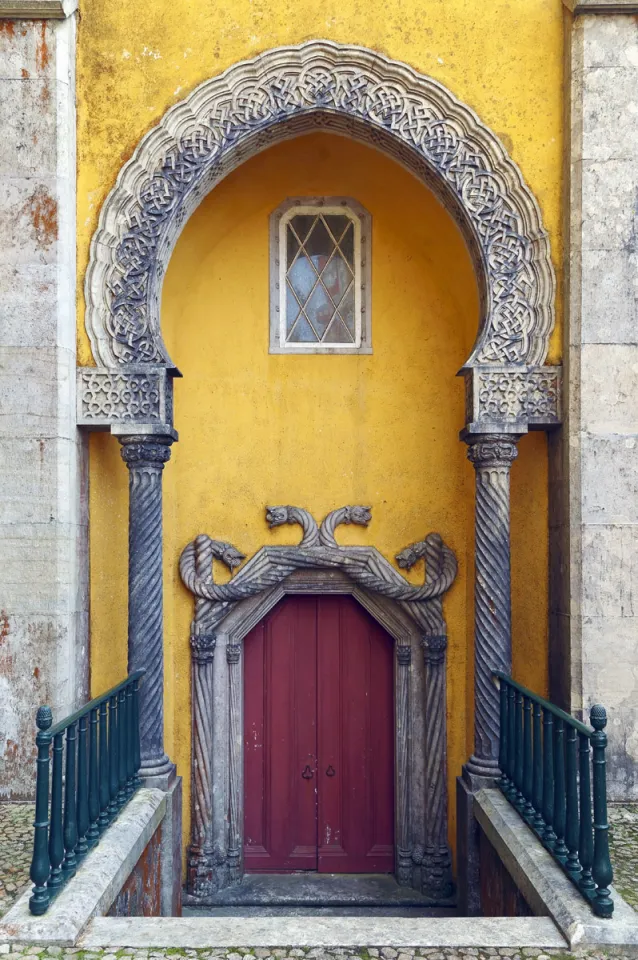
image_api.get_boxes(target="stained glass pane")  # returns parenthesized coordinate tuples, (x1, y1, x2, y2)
(288, 312, 319, 342)
(289, 215, 316, 245)
(305, 283, 334, 338)
(321, 254, 352, 307)
(323, 214, 349, 243)
(286, 281, 301, 335)
(339, 222, 354, 268)
(304, 218, 333, 261)
(323, 315, 353, 343)
(287, 229, 300, 265)
(339, 286, 355, 338)
(288, 256, 317, 301)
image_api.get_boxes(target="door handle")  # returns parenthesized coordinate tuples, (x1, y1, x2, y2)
(326, 765, 336, 777)
(302, 765, 314, 779)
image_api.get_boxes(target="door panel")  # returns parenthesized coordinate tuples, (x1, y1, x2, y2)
(243, 594, 394, 874)
(243, 596, 318, 871)
(317, 596, 395, 873)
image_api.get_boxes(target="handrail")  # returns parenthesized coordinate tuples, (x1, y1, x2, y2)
(493, 672, 613, 919)
(29, 671, 144, 915)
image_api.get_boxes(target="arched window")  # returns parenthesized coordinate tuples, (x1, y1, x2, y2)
(269, 197, 372, 354)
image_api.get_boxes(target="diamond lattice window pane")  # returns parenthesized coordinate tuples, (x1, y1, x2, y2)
(285, 212, 354, 345)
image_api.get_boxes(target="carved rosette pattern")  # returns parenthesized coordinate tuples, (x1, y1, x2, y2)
(181, 507, 457, 901)
(465, 435, 518, 777)
(463, 366, 561, 429)
(85, 41, 555, 372)
(119, 436, 173, 776)
(76, 367, 174, 428)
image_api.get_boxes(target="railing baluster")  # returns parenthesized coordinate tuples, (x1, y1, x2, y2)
(48, 731, 64, 892)
(87, 707, 100, 849)
(590, 705, 614, 918)
(29, 706, 52, 915)
(522, 695, 534, 819)
(542, 707, 556, 848)
(76, 715, 89, 859)
(117, 687, 127, 807)
(108, 693, 119, 819)
(125, 682, 134, 797)
(578, 730, 595, 897)
(532, 702, 544, 832)
(514, 689, 524, 809)
(62, 721, 78, 878)
(565, 724, 581, 879)
(98, 700, 110, 831)
(133, 675, 142, 786)
(506, 684, 516, 800)
(553, 717, 568, 862)
(499, 678, 509, 790)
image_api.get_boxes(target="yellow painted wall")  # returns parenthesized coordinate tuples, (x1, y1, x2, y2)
(80, 0, 562, 868)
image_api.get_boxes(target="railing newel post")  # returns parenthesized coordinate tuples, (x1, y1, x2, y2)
(590, 705, 614, 918)
(29, 706, 53, 916)
(62, 721, 78, 878)
(578, 730, 595, 898)
(87, 707, 100, 849)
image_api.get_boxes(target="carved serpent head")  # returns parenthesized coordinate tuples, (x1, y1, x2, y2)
(219, 544, 245, 571)
(395, 545, 419, 570)
(347, 505, 372, 526)
(266, 506, 291, 528)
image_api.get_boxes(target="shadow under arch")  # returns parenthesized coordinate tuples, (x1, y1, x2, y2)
(84, 40, 555, 372)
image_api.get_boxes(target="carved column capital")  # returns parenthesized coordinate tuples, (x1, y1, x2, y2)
(226, 643, 241, 664)
(465, 434, 519, 468)
(119, 435, 174, 468)
(191, 634, 217, 664)
(396, 645, 412, 666)
(421, 634, 447, 665)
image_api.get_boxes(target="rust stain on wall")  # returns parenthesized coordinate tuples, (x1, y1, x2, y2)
(35, 21, 50, 73)
(23, 187, 58, 248)
(108, 823, 163, 916)
(0, 611, 9, 646)
(0, 21, 15, 37)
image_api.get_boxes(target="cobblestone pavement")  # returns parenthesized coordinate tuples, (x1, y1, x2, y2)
(0, 803, 636, 959)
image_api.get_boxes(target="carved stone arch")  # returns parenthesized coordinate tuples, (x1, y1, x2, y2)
(84, 40, 556, 372)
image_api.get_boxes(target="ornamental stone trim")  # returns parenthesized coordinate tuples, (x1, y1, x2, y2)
(0, 0, 76, 17)
(463, 365, 561, 434)
(77, 367, 174, 431)
(564, 0, 638, 10)
(84, 40, 556, 372)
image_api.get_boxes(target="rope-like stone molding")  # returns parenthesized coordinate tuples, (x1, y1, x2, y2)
(266, 505, 319, 546)
(319, 505, 372, 547)
(85, 40, 555, 371)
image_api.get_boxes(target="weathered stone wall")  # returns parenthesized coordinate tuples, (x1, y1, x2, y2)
(0, 10, 88, 798)
(561, 7, 638, 798)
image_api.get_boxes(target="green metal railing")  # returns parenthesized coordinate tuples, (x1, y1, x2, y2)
(29, 671, 144, 916)
(494, 672, 613, 918)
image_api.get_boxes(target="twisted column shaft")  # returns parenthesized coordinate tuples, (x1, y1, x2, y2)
(422, 635, 453, 898)
(120, 434, 174, 782)
(395, 644, 412, 886)
(465, 434, 518, 779)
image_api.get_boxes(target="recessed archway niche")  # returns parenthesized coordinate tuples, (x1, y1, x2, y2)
(179, 506, 458, 903)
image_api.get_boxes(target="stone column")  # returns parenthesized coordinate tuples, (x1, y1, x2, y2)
(227, 642, 242, 883)
(395, 643, 412, 886)
(118, 431, 176, 786)
(464, 433, 519, 778)
(421, 635, 453, 899)
(187, 632, 217, 899)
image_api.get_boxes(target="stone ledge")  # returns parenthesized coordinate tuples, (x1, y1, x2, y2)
(0, 0, 77, 17)
(474, 788, 638, 948)
(0, 787, 166, 945)
(564, 0, 638, 11)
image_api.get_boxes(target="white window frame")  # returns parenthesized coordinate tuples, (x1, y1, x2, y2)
(269, 196, 372, 355)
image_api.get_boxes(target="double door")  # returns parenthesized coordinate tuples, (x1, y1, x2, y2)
(243, 594, 395, 873)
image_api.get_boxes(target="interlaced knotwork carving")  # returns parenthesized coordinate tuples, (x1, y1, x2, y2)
(319, 505, 372, 547)
(85, 41, 555, 372)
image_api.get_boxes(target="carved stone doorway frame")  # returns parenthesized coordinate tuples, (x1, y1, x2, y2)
(180, 507, 457, 904)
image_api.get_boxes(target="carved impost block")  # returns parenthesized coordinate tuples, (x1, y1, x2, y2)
(226, 644, 241, 664)
(422, 634, 448, 665)
(396, 645, 412, 666)
(462, 365, 561, 434)
(77, 366, 176, 431)
(465, 434, 519, 469)
(190, 633, 217, 663)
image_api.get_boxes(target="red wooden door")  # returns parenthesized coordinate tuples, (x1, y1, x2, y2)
(243, 594, 394, 874)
